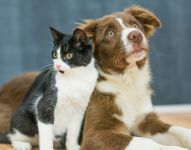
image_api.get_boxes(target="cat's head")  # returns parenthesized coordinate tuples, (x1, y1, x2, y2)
(50, 27, 93, 74)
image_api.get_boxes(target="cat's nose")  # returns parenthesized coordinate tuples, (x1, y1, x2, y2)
(56, 65, 61, 69)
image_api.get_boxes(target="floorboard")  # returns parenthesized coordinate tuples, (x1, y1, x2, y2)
(1, 113, 191, 150)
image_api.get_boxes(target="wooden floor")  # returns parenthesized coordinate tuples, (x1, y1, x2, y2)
(0, 113, 191, 150)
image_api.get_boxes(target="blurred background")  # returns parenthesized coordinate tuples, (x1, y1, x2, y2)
(0, 0, 190, 106)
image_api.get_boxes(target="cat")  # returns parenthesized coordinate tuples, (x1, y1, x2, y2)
(5, 27, 98, 150)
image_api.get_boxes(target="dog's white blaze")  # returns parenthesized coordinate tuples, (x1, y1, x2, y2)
(116, 18, 147, 50)
(125, 137, 188, 150)
(53, 47, 71, 72)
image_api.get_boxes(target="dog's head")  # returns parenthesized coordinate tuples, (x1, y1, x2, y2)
(78, 5, 161, 74)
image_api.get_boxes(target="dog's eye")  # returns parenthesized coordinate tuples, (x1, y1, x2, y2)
(53, 52, 58, 58)
(133, 24, 137, 28)
(108, 31, 114, 36)
(66, 53, 73, 59)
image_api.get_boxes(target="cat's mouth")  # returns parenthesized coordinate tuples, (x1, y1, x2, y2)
(59, 70, 64, 74)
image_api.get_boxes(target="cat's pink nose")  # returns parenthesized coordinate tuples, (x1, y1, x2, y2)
(56, 65, 61, 69)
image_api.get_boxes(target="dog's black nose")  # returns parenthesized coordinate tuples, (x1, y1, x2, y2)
(128, 30, 143, 43)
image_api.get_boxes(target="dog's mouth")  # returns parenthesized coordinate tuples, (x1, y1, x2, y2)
(117, 47, 147, 64)
(129, 47, 146, 55)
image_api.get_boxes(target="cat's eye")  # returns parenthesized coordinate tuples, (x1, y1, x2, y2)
(108, 31, 114, 36)
(53, 52, 58, 58)
(133, 24, 137, 28)
(66, 53, 73, 59)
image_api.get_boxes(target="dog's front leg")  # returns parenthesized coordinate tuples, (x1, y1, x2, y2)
(133, 112, 191, 149)
(80, 130, 189, 150)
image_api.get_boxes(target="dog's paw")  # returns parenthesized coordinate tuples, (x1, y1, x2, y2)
(67, 145, 81, 150)
(12, 141, 32, 150)
(162, 146, 189, 150)
(169, 126, 191, 149)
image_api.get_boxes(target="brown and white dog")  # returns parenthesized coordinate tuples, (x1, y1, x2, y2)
(77, 5, 191, 150)
(0, 5, 191, 150)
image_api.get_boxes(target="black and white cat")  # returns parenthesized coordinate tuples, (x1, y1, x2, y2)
(7, 27, 98, 150)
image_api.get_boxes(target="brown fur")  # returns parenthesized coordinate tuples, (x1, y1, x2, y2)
(81, 89, 133, 150)
(138, 113, 171, 136)
(78, 5, 162, 150)
(0, 5, 164, 150)
(97, 75, 107, 82)
(124, 5, 161, 38)
(78, 5, 161, 75)
(0, 71, 39, 134)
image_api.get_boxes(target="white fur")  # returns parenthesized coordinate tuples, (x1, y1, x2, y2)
(38, 121, 54, 150)
(141, 126, 191, 149)
(96, 17, 191, 150)
(8, 128, 38, 150)
(9, 57, 98, 150)
(53, 48, 71, 72)
(52, 58, 98, 150)
(97, 60, 153, 132)
(12, 141, 32, 150)
(33, 94, 43, 116)
(125, 137, 189, 150)
(116, 18, 147, 64)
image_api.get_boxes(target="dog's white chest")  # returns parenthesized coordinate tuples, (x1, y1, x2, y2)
(97, 62, 154, 130)
(114, 89, 153, 129)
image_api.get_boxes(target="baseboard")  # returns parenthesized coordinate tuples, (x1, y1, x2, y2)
(154, 104, 191, 114)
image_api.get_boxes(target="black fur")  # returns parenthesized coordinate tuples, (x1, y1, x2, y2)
(0, 27, 93, 147)
(51, 27, 93, 69)
(0, 134, 9, 143)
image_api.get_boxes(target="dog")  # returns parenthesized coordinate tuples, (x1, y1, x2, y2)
(77, 5, 191, 150)
(0, 5, 191, 150)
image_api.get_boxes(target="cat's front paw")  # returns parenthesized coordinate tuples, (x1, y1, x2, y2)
(12, 141, 32, 150)
(67, 145, 81, 150)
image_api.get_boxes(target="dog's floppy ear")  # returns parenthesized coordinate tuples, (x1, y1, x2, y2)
(76, 19, 97, 41)
(125, 5, 161, 38)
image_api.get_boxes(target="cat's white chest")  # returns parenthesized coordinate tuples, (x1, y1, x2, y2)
(53, 65, 98, 136)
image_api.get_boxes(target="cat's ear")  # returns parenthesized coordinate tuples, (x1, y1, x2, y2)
(76, 20, 97, 41)
(72, 28, 87, 50)
(50, 27, 65, 42)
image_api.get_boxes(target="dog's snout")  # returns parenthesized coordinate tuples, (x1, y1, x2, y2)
(128, 31, 143, 43)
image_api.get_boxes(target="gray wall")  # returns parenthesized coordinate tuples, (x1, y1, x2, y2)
(0, 0, 191, 105)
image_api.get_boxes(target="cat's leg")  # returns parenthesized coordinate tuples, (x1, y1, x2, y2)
(133, 112, 191, 149)
(38, 121, 54, 150)
(66, 113, 83, 150)
(8, 108, 39, 150)
(37, 92, 57, 150)
(8, 128, 38, 150)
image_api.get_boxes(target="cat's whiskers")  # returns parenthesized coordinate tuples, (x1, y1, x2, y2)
(42, 67, 54, 83)
(43, 40, 54, 46)
(49, 70, 56, 89)
(41, 64, 53, 70)
(42, 66, 54, 73)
